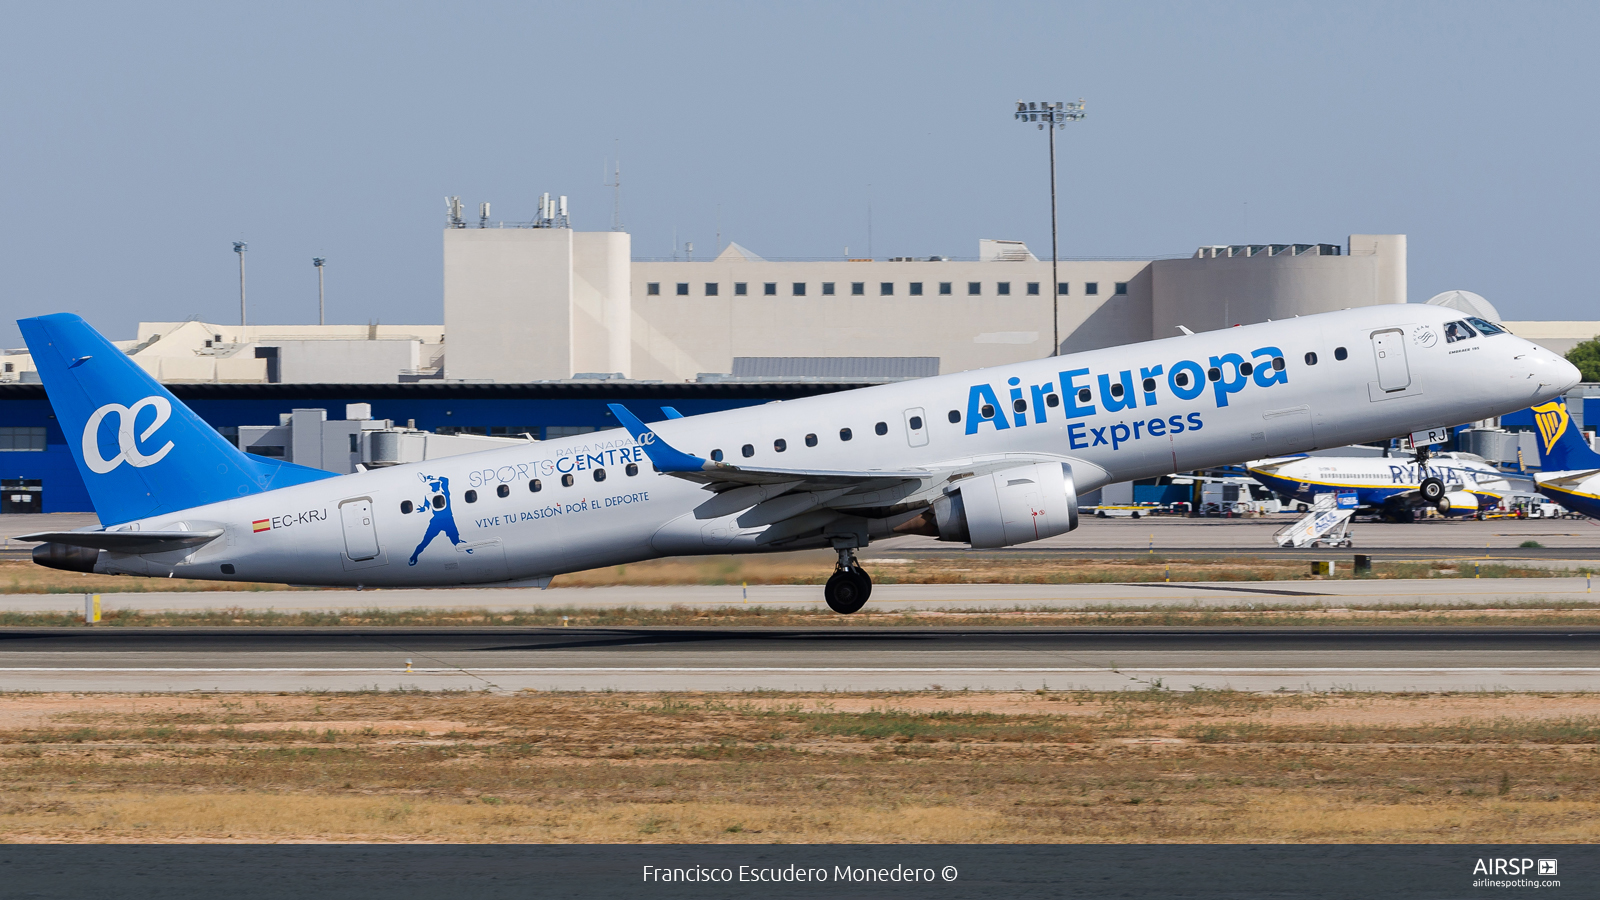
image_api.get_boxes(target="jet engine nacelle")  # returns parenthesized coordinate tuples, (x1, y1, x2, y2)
(1437, 491, 1480, 517)
(933, 462, 1079, 549)
(32, 542, 99, 573)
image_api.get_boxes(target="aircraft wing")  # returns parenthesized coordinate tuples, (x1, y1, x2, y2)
(15, 530, 225, 553)
(1536, 468, 1600, 489)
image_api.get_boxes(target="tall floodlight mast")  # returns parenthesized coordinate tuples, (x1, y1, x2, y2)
(233, 241, 248, 327)
(313, 257, 326, 326)
(1013, 99, 1085, 356)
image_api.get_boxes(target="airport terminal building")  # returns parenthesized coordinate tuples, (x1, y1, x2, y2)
(1, 208, 1595, 512)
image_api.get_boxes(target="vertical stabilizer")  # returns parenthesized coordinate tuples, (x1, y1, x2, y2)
(1530, 398, 1600, 471)
(18, 313, 336, 525)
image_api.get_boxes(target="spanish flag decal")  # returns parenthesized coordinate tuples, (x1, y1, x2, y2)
(252, 519, 271, 533)
(1532, 401, 1569, 455)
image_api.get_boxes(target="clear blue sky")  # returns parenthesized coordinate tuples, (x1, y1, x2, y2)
(3, 1, 1596, 346)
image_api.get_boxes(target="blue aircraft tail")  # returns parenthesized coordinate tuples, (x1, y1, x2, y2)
(19, 313, 336, 525)
(1529, 398, 1600, 471)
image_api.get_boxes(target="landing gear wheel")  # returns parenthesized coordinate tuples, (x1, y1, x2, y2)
(850, 566, 872, 601)
(1419, 477, 1445, 504)
(824, 570, 869, 614)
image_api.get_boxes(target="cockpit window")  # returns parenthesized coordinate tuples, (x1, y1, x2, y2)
(1466, 316, 1505, 335)
(1444, 320, 1477, 343)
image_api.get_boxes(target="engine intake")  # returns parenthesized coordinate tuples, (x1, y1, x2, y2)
(1438, 491, 1480, 517)
(933, 462, 1079, 548)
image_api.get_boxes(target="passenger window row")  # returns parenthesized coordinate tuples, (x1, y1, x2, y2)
(710, 419, 903, 462)
(690, 348, 1321, 466)
(398, 462, 640, 511)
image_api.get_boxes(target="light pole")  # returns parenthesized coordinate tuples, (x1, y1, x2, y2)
(312, 257, 326, 326)
(233, 241, 248, 327)
(1014, 99, 1085, 356)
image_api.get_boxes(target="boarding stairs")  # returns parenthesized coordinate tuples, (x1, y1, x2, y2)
(1273, 493, 1355, 549)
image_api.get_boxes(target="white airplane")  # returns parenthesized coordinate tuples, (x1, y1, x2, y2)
(1530, 398, 1600, 519)
(19, 307, 1579, 613)
(1245, 450, 1514, 522)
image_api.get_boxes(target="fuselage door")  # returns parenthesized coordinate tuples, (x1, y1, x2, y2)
(339, 497, 380, 560)
(904, 407, 929, 448)
(1370, 329, 1411, 393)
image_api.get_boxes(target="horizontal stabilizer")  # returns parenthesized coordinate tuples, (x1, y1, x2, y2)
(16, 530, 224, 554)
(1536, 468, 1600, 489)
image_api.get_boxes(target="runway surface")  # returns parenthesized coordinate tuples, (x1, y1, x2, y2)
(3, 626, 1596, 693)
(3, 576, 1595, 615)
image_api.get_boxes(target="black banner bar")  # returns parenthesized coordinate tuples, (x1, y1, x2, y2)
(0, 844, 1588, 899)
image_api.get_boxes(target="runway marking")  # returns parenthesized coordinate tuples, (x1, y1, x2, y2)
(1135, 584, 1331, 597)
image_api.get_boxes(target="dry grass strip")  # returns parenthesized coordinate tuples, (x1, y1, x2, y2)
(2, 690, 1599, 843)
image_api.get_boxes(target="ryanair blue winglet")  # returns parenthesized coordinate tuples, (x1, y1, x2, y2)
(607, 403, 710, 473)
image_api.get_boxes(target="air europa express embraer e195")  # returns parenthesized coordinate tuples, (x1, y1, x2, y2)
(18, 308, 1580, 613)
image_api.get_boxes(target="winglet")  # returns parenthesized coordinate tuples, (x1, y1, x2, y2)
(660, 406, 684, 419)
(607, 403, 710, 473)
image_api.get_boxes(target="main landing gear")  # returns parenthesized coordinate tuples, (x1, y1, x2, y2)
(1412, 445, 1446, 506)
(824, 547, 872, 614)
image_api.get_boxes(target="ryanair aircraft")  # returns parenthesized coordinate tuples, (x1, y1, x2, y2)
(1245, 452, 1514, 522)
(1531, 398, 1600, 519)
(18, 307, 1580, 613)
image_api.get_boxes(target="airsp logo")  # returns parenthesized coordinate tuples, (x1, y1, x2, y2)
(82, 396, 175, 474)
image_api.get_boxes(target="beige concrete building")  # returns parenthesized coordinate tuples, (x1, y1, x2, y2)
(442, 227, 630, 382)
(442, 227, 1411, 383)
(4, 219, 1589, 387)
(0, 320, 443, 385)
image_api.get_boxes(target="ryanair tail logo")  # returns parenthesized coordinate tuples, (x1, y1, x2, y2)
(1533, 401, 1570, 455)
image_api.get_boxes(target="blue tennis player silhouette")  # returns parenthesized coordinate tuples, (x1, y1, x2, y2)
(408, 472, 461, 565)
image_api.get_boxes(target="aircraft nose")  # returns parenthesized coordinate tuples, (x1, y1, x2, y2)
(1548, 352, 1582, 393)
(1524, 347, 1582, 401)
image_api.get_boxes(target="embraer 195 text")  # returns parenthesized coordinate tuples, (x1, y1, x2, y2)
(19, 308, 1580, 613)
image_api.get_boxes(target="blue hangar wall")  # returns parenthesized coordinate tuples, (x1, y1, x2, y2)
(0, 382, 861, 513)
